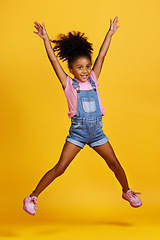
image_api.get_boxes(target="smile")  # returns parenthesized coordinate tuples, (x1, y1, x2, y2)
(81, 75, 88, 79)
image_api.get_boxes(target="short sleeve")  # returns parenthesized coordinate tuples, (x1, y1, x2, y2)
(63, 75, 72, 93)
(90, 70, 99, 86)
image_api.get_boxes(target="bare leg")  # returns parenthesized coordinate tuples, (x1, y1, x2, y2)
(93, 141, 129, 193)
(30, 142, 82, 197)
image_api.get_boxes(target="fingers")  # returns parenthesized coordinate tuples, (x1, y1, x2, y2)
(110, 17, 119, 25)
(34, 25, 39, 30)
(109, 16, 119, 34)
(113, 16, 118, 22)
(113, 16, 119, 26)
(34, 21, 41, 27)
(34, 21, 43, 31)
(42, 22, 45, 31)
(112, 16, 119, 30)
(33, 23, 39, 34)
(33, 25, 39, 35)
(33, 21, 42, 35)
(110, 19, 113, 31)
(34, 21, 46, 32)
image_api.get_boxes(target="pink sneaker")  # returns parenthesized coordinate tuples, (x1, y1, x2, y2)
(23, 194, 37, 215)
(122, 189, 142, 208)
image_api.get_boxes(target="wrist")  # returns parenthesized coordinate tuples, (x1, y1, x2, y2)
(107, 30, 113, 36)
(43, 34, 49, 41)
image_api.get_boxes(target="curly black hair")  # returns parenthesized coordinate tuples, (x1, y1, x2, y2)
(51, 31, 93, 68)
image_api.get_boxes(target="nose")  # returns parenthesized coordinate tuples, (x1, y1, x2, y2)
(82, 67, 87, 73)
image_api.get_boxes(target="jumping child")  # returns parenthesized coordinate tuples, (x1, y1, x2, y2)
(23, 16, 142, 215)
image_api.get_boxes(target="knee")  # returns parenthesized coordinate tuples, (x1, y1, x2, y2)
(54, 163, 67, 177)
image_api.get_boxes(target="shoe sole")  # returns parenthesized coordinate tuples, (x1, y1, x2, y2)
(23, 199, 36, 216)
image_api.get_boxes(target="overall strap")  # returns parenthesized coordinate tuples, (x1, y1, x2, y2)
(72, 77, 96, 92)
(88, 77, 95, 87)
(72, 79, 80, 89)
(88, 77, 96, 91)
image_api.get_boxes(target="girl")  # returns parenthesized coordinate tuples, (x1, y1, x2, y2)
(23, 17, 142, 215)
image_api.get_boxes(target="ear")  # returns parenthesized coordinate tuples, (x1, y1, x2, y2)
(69, 67, 73, 74)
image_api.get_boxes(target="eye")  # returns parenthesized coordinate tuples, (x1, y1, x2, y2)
(77, 66, 82, 69)
(86, 65, 91, 68)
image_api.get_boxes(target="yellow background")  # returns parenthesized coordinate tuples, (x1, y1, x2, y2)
(0, 0, 160, 239)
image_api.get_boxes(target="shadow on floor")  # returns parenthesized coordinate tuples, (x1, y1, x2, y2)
(95, 221, 133, 227)
(0, 230, 17, 237)
(36, 221, 133, 236)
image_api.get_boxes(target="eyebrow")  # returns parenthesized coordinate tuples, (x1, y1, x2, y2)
(76, 63, 92, 67)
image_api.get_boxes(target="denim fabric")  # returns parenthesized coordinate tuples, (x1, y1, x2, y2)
(66, 77, 108, 148)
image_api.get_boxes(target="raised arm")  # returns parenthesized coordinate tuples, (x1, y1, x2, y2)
(34, 22, 67, 88)
(92, 16, 119, 79)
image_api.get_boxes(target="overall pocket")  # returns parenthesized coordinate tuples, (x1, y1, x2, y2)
(99, 121, 103, 128)
(82, 97, 96, 113)
(70, 120, 84, 130)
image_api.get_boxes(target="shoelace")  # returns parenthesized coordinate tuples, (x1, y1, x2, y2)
(30, 196, 37, 210)
(128, 191, 141, 199)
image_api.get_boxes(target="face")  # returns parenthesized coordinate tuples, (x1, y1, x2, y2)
(69, 56, 92, 82)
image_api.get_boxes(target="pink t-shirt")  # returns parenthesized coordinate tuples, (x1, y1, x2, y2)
(63, 70, 105, 118)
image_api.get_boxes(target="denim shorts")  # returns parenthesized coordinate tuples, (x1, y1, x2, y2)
(66, 116, 108, 148)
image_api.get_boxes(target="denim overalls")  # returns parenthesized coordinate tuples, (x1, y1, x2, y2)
(66, 77, 108, 148)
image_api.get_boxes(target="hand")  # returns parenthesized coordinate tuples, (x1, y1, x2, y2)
(109, 16, 119, 35)
(33, 22, 48, 39)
